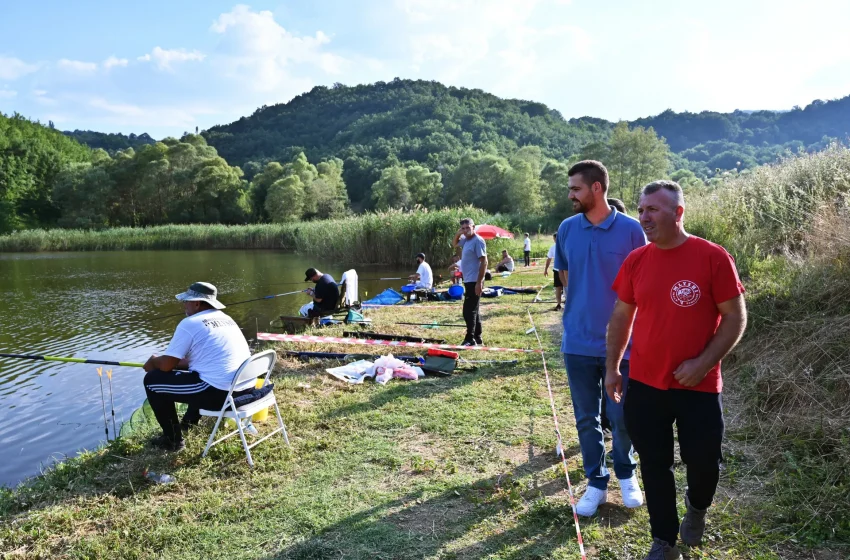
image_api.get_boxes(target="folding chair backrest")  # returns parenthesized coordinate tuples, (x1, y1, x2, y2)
(231, 349, 277, 391)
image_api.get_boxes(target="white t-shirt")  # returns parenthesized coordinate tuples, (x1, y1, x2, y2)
(164, 309, 251, 391)
(416, 262, 433, 289)
(524, 238, 531, 251)
(547, 243, 559, 271)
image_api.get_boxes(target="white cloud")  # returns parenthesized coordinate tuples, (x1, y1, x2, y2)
(209, 5, 347, 93)
(0, 56, 39, 80)
(103, 56, 128, 70)
(0, 88, 17, 99)
(86, 96, 219, 128)
(137, 47, 205, 71)
(396, 0, 591, 102)
(33, 89, 48, 96)
(57, 59, 98, 73)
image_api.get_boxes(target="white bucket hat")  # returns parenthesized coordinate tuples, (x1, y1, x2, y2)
(175, 282, 225, 309)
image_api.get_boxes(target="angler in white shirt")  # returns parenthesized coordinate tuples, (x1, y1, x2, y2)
(143, 282, 251, 451)
(409, 252, 434, 290)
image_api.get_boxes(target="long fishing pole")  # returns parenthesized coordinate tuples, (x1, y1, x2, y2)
(1, 353, 146, 367)
(96, 368, 109, 441)
(394, 322, 466, 328)
(147, 289, 308, 321)
(0, 353, 192, 372)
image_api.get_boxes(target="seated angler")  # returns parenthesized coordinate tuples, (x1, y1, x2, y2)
(304, 267, 339, 317)
(408, 253, 434, 290)
(495, 250, 515, 273)
(143, 282, 252, 451)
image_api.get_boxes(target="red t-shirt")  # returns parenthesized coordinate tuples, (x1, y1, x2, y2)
(611, 236, 745, 393)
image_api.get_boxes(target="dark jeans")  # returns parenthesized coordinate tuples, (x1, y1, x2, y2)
(564, 354, 636, 489)
(524, 250, 531, 266)
(462, 282, 482, 343)
(624, 379, 725, 546)
(307, 306, 334, 318)
(144, 369, 247, 442)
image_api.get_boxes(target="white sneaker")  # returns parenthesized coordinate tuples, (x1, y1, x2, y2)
(575, 486, 607, 517)
(619, 474, 644, 508)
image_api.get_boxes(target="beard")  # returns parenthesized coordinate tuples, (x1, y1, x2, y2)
(572, 197, 595, 214)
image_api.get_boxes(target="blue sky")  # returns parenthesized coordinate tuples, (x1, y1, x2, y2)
(2, 0, 849, 139)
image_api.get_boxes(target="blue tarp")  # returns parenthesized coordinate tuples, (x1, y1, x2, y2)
(362, 288, 405, 306)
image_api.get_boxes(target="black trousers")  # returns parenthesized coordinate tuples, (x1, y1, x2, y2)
(144, 369, 246, 442)
(624, 379, 724, 546)
(524, 250, 531, 266)
(462, 282, 482, 342)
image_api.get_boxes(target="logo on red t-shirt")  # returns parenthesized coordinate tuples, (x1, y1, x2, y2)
(670, 280, 701, 307)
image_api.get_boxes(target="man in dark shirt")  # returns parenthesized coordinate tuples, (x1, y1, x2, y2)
(304, 268, 339, 317)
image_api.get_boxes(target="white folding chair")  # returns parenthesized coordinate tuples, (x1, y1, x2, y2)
(200, 349, 290, 466)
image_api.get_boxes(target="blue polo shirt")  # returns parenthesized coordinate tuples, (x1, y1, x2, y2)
(554, 208, 646, 357)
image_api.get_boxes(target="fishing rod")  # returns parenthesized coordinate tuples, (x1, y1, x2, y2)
(1, 353, 146, 367)
(147, 289, 308, 321)
(0, 353, 191, 371)
(394, 322, 466, 328)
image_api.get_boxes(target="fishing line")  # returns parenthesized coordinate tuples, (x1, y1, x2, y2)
(106, 369, 117, 437)
(96, 368, 110, 441)
(146, 289, 308, 321)
(526, 310, 586, 560)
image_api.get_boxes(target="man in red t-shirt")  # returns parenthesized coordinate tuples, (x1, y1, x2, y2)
(605, 181, 747, 560)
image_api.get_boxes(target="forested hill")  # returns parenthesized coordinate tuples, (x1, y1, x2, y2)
(62, 130, 156, 153)
(203, 79, 612, 202)
(202, 79, 850, 203)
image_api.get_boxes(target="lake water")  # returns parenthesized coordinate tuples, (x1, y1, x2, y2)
(0, 250, 409, 487)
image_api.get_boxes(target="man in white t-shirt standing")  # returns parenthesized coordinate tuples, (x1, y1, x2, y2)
(544, 233, 563, 311)
(523, 233, 532, 266)
(143, 282, 251, 451)
(410, 253, 433, 290)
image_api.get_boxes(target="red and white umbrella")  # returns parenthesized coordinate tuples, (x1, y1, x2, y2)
(474, 224, 515, 240)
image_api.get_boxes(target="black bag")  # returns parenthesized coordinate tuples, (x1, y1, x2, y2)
(420, 356, 456, 377)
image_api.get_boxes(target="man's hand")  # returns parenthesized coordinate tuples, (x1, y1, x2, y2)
(673, 358, 710, 387)
(305, 287, 314, 296)
(605, 367, 623, 403)
(543, 268, 549, 277)
(475, 281, 484, 296)
(143, 354, 158, 373)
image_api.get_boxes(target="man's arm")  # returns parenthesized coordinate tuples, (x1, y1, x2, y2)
(673, 295, 747, 387)
(544, 257, 552, 276)
(143, 354, 181, 373)
(558, 269, 568, 290)
(453, 230, 463, 248)
(605, 299, 637, 403)
(475, 255, 487, 295)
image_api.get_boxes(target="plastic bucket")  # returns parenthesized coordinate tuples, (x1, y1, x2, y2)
(251, 378, 269, 422)
(447, 285, 464, 299)
(401, 284, 415, 293)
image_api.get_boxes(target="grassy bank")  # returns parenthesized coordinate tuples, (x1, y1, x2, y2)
(689, 144, 850, 545)
(3, 148, 850, 557)
(0, 282, 816, 559)
(0, 207, 553, 266)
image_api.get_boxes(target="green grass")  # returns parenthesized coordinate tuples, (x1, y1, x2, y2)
(0, 284, 830, 559)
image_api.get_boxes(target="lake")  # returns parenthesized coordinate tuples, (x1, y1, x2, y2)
(0, 250, 410, 487)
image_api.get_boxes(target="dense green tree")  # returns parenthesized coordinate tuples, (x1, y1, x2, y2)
(0, 113, 92, 232)
(584, 122, 671, 203)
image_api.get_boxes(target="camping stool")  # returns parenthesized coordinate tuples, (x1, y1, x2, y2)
(200, 349, 290, 467)
(405, 288, 431, 303)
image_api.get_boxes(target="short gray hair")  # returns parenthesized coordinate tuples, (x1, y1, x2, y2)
(641, 180, 685, 208)
(460, 217, 474, 227)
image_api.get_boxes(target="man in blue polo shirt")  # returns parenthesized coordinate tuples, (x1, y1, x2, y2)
(555, 160, 647, 516)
